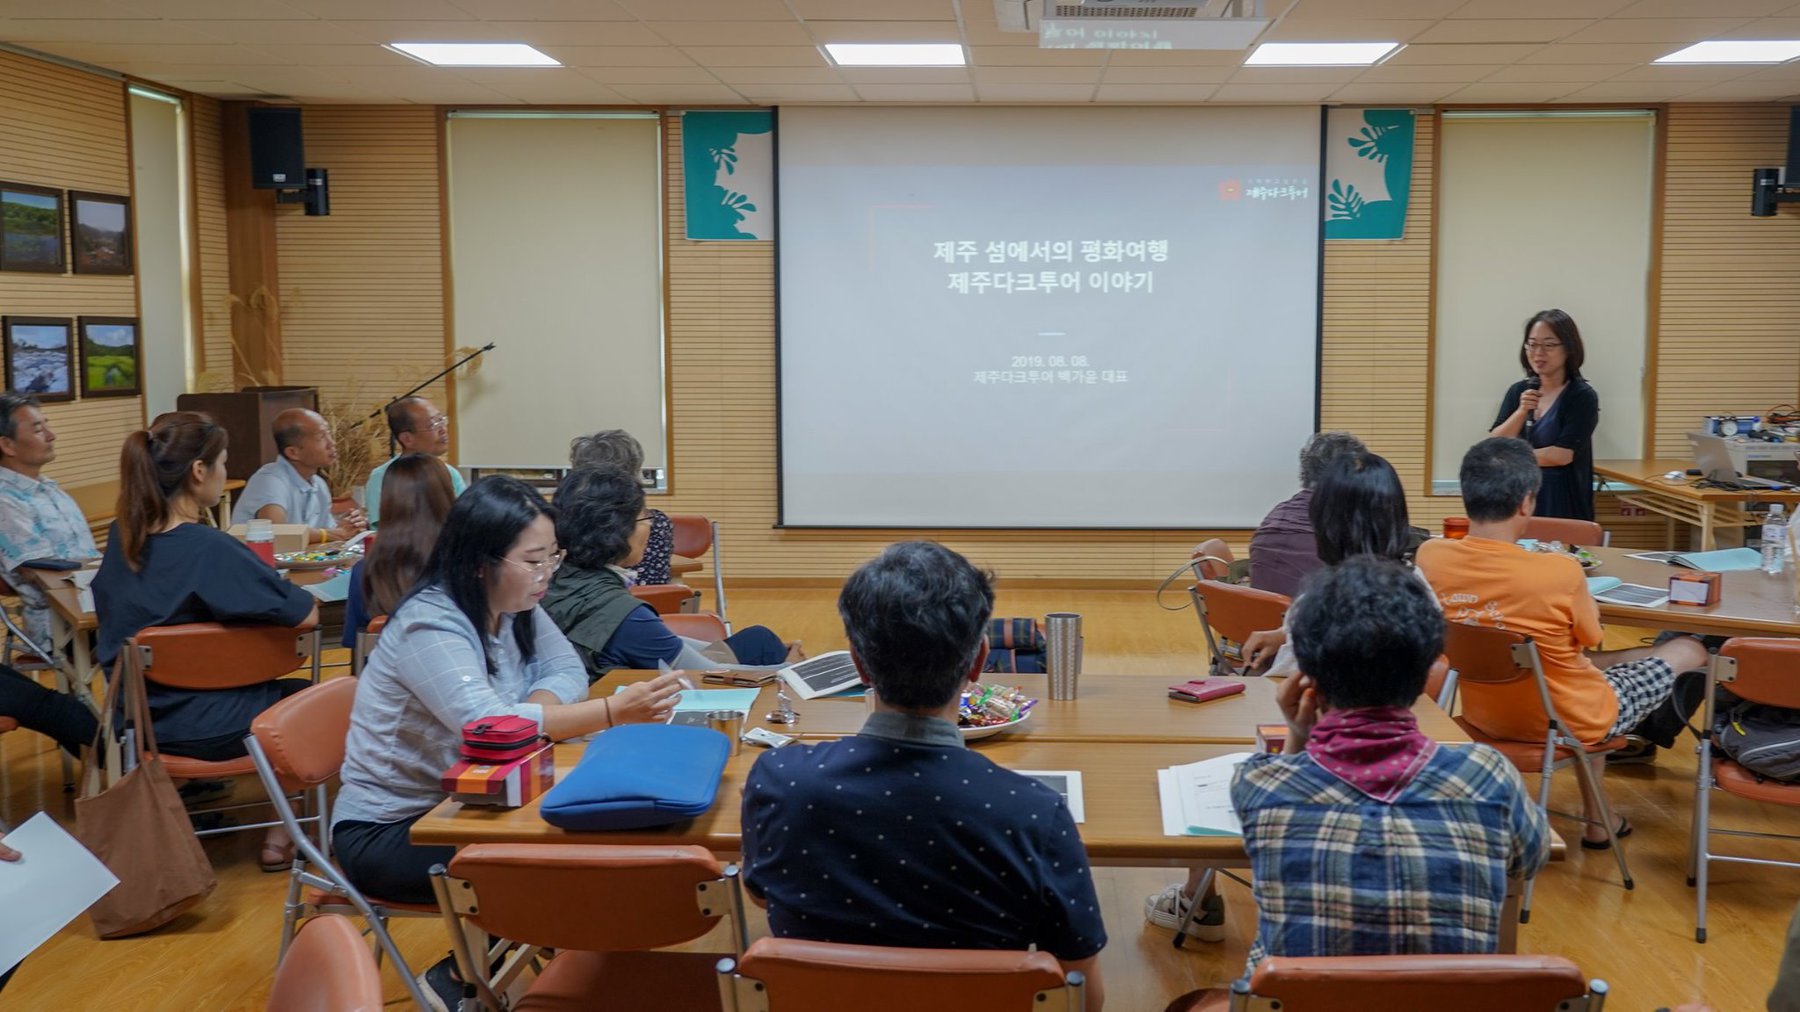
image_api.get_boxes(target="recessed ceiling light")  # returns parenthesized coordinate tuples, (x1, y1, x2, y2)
(822, 43, 966, 67)
(1655, 40, 1800, 64)
(1244, 42, 1401, 67)
(386, 42, 560, 67)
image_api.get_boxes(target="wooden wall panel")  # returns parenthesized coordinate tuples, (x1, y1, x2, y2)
(0, 50, 142, 488)
(190, 93, 231, 381)
(1654, 104, 1800, 457)
(274, 106, 446, 421)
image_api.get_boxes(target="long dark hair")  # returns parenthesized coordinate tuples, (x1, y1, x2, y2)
(1519, 308, 1585, 381)
(362, 453, 456, 615)
(1309, 450, 1411, 566)
(116, 411, 228, 571)
(417, 475, 554, 674)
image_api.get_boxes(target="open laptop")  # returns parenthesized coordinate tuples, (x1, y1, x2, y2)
(1688, 432, 1791, 489)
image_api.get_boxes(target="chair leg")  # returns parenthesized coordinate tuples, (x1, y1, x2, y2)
(1572, 752, 1633, 890)
(1171, 869, 1215, 949)
(276, 870, 304, 966)
(1693, 764, 1713, 943)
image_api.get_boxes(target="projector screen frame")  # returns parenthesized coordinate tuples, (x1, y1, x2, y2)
(772, 105, 1328, 532)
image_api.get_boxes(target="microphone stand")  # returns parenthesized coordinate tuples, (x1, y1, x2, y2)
(367, 342, 495, 421)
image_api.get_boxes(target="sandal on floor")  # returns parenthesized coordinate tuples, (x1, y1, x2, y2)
(259, 840, 297, 873)
(1580, 816, 1633, 850)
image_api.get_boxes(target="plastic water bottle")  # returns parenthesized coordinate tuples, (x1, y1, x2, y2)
(1762, 504, 1787, 574)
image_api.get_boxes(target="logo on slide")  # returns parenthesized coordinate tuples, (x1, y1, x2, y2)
(1219, 179, 1242, 201)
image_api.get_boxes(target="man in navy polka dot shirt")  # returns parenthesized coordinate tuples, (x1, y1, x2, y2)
(741, 542, 1107, 1009)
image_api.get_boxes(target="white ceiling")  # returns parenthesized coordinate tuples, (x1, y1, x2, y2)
(7, 0, 1800, 105)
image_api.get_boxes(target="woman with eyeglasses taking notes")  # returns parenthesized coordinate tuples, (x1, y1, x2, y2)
(1488, 309, 1600, 522)
(333, 477, 683, 915)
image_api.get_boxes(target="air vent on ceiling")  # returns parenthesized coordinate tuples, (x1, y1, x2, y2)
(1053, 4, 1201, 15)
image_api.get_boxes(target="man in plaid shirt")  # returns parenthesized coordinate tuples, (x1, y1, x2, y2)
(1234, 557, 1550, 974)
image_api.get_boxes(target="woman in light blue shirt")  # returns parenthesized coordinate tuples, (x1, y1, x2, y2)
(333, 477, 682, 913)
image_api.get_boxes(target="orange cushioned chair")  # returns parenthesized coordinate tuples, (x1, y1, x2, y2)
(266, 914, 386, 1012)
(431, 842, 747, 1011)
(716, 937, 1085, 1012)
(350, 613, 388, 677)
(246, 677, 436, 1007)
(1189, 581, 1290, 677)
(1521, 516, 1607, 547)
(631, 584, 703, 616)
(130, 621, 321, 838)
(664, 612, 729, 644)
(668, 514, 731, 634)
(1164, 953, 1606, 1012)
(1688, 638, 1800, 943)
(1441, 622, 1632, 923)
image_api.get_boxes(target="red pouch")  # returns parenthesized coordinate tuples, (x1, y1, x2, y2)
(462, 715, 543, 763)
(1168, 679, 1247, 704)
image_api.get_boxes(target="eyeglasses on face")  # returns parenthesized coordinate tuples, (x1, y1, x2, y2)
(406, 415, 449, 434)
(1523, 340, 1564, 352)
(498, 549, 566, 582)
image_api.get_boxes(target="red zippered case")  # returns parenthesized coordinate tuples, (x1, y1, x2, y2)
(462, 715, 542, 762)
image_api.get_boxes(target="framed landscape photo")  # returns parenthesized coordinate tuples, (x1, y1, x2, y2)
(69, 191, 132, 275)
(78, 316, 140, 398)
(0, 183, 65, 273)
(3, 317, 76, 402)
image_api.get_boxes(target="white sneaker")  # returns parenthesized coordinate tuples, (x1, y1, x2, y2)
(1143, 884, 1226, 942)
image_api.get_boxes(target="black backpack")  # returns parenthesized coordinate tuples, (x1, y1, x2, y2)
(1713, 694, 1800, 783)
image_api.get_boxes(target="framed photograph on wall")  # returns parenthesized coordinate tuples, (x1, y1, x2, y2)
(78, 316, 140, 398)
(0, 183, 65, 273)
(69, 191, 132, 275)
(3, 317, 76, 402)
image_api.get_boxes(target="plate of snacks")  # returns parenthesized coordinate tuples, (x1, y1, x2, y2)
(958, 681, 1036, 741)
(274, 544, 365, 570)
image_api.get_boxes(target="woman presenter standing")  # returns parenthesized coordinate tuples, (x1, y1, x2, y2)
(1490, 309, 1599, 522)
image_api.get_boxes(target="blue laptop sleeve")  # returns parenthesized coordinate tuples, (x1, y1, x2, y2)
(539, 722, 731, 831)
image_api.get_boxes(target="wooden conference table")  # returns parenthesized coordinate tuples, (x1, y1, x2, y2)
(414, 673, 1560, 950)
(1595, 458, 1800, 552)
(1579, 545, 1799, 639)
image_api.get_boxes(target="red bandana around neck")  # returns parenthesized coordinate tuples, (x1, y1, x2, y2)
(1303, 705, 1437, 803)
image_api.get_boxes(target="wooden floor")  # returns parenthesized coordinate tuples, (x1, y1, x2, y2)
(3, 587, 1795, 1010)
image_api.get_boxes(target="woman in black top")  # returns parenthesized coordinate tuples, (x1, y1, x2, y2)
(1489, 309, 1600, 522)
(92, 411, 319, 871)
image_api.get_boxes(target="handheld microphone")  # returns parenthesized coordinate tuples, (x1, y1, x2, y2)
(1522, 377, 1541, 439)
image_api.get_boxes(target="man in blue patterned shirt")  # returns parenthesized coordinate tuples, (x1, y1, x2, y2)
(1233, 557, 1549, 976)
(0, 392, 98, 647)
(741, 542, 1106, 1010)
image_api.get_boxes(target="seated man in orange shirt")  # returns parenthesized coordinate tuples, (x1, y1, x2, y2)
(1415, 437, 1708, 846)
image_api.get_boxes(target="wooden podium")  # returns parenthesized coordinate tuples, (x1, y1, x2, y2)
(175, 385, 318, 479)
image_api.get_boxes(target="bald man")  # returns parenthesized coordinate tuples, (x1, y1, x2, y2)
(230, 408, 364, 544)
(364, 396, 465, 527)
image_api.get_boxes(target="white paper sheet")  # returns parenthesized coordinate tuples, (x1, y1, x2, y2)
(0, 813, 120, 974)
(1159, 752, 1252, 837)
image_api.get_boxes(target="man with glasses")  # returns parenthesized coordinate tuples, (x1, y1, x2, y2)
(232, 408, 365, 544)
(365, 396, 466, 527)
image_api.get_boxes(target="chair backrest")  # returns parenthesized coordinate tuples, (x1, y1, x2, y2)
(443, 843, 736, 953)
(131, 621, 319, 690)
(250, 677, 357, 789)
(1422, 654, 1452, 709)
(1715, 638, 1800, 709)
(665, 612, 728, 642)
(351, 614, 389, 677)
(1190, 581, 1289, 645)
(632, 584, 701, 616)
(266, 914, 385, 1012)
(720, 937, 1079, 1012)
(1192, 538, 1235, 582)
(1233, 954, 1604, 1012)
(668, 514, 715, 559)
(1439, 622, 1535, 687)
(1521, 517, 1605, 547)
(365, 614, 388, 638)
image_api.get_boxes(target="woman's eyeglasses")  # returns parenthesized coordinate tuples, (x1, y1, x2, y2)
(1523, 340, 1564, 352)
(499, 549, 566, 582)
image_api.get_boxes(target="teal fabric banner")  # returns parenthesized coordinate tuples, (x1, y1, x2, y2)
(682, 110, 774, 241)
(1323, 108, 1415, 241)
